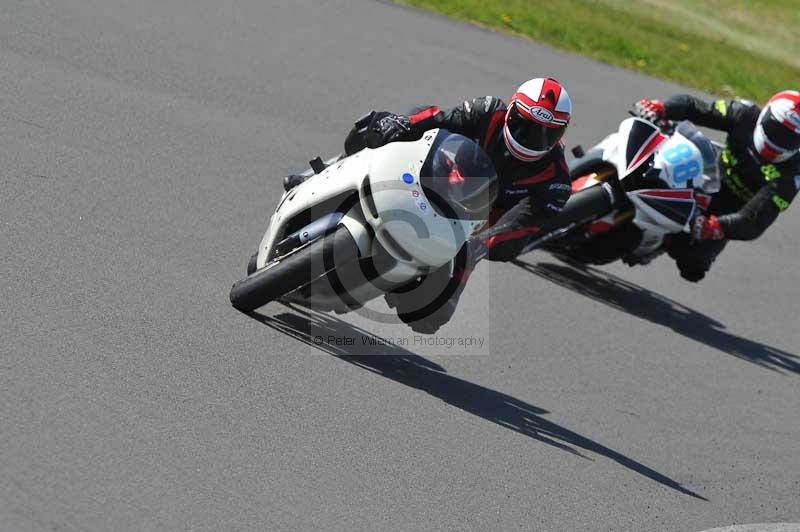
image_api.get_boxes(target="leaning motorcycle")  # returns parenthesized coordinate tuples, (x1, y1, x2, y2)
(229, 129, 497, 315)
(519, 117, 721, 265)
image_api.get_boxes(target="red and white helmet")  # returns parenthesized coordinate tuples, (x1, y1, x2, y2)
(753, 90, 800, 163)
(503, 78, 572, 162)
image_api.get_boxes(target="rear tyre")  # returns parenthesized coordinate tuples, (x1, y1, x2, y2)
(229, 226, 360, 312)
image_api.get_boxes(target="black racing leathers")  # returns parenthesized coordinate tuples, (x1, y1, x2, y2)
(346, 97, 571, 332)
(348, 97, 572, 253)
(662, 94, 800, 281)
(663, 94, 800, 238)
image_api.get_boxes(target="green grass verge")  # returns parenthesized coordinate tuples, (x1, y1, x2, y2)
(398, 0, 799, 102)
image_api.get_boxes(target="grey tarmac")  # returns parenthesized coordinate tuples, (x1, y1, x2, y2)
(0, 1, 798, 531)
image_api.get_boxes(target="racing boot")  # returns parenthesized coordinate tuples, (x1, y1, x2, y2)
(385, 238, 484, 334)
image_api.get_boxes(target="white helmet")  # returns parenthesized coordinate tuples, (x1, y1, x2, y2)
(753, 90, 800, 163)
(503, 78, 572, 162)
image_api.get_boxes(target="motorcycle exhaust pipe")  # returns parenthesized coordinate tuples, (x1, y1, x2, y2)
(273, 212, 345, 257)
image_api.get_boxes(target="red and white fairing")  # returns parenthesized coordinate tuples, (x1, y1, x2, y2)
(572, 117, 718, 259)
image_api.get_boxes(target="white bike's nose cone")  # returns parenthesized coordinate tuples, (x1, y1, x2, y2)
(365, 135, 478, 268)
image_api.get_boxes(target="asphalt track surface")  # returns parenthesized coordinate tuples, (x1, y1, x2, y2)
(1, 1, 798, 531)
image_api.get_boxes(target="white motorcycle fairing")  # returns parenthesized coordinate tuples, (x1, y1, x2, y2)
(248, 129, 489, 313)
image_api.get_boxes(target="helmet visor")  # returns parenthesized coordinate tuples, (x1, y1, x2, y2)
(507, 105, 565, 152)
(761, 108, 800, 151)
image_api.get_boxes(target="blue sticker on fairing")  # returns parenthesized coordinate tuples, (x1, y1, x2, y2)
(402, 173, 414, 184)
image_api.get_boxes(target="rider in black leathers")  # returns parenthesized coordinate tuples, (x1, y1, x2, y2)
(635, 91, 800, 281)
(319, 78, 575, 332)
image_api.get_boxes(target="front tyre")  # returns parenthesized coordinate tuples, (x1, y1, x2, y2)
(229, 226, 360, 312)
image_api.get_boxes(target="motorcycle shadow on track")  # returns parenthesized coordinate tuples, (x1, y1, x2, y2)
(512, 258, 800, 375)
(247, 304, 705, 500)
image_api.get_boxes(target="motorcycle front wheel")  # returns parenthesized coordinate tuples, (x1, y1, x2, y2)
(229, 226, 360, 312)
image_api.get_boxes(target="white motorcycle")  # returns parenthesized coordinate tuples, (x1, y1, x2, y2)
(519, 117, 721, 265)
(229, 129, 497, 315)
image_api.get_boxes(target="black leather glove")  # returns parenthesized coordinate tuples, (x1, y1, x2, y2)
(344, 111, 412, 155)
(366, 112, 412, 147)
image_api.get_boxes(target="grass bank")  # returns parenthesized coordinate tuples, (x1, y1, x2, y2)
(399, 0, 799, 102)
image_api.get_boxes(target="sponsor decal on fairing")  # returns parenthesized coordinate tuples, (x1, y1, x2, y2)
(411, 189, 429, 215)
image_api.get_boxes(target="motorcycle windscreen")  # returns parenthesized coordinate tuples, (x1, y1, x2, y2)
(674, 121, 721, 193)
(420, 131, 498, 221)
